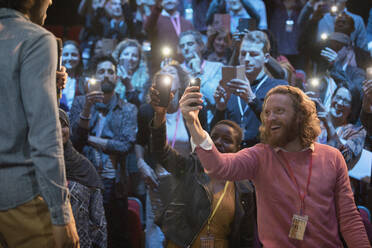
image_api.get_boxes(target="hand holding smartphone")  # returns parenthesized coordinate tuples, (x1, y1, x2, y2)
(86, 78, 102, 93)
(220, 65, 246, 89)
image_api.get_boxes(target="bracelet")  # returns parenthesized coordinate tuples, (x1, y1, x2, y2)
(79, 113, 91, 120)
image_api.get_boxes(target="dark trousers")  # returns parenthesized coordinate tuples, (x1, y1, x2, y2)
(102, 178, 131, 248)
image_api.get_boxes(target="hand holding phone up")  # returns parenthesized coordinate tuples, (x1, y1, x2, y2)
(84, 78, 104, 109)
(221, 65, 255, 103)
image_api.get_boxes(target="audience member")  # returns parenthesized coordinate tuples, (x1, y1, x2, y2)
(191, 0, 209, 34)
(136, 61, 206, 247)
(59, 109, 107, 248)
(69, 55, 137, 248)
(180, 30, 223, 127)
(61, 40, 86, 111)
(133, 0, 155, 41)
(0, 0, 79, 247)
(206, 0, 263, 33)
(85, 0, 136, 42)
(150, 85, 257, 247)
(298, 0, 368, 51)
(145, 0, 193, 72)
(213, 31, 287, 148)
(204, 27, 232, 65)
(316, 83, 365, 169)
(112, 39, 150, 107)
(268, 0, 304, 69)
(179, 84, 370, 247)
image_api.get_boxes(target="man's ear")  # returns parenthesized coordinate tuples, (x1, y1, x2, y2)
(264, 53, 270, 64)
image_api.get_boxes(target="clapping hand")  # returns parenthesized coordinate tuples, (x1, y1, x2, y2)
(320, 47, 338, 64)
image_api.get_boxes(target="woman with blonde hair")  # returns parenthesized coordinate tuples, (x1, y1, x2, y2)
(112, 38, 150, 107)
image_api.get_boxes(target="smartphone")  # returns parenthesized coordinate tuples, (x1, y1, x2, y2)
(189, 77, 201, 92)
(189, 78, 201, 107)
(142, 41, 151, 52)
(86, 78, 101, 93)
(221, 65, 246, 88)
(155, 74, 173, 107)
(237, 18, 256, 33)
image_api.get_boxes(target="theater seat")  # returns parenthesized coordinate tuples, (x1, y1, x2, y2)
(128, 197, 144, 248)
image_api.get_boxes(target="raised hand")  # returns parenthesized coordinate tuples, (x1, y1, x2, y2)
(214, 85, 231, 111)
(179, 86, 204, 124)
(92, 0, 105, 10)
(56, 66, 68, 91)
(226, 77, 255, 104)
(320, 47, 338, 64)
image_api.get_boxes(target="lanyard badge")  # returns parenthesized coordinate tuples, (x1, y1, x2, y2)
(200, 235, 215, 248)
(289, 214, 308, 240)
(275, 151, 313, 241)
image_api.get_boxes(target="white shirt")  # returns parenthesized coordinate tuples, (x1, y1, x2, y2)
(166, 111, 191, 157)
(62, 77, 76, 109)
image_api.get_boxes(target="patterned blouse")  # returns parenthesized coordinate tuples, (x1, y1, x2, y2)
(318, 123, 366, 169)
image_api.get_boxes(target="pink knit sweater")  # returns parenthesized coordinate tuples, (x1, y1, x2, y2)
(196, 142, 370, 247)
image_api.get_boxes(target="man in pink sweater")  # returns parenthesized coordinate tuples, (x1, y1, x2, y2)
(179, 84, 370, 247)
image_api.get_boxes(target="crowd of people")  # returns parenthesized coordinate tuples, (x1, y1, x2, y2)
(1, 0, 372, 247)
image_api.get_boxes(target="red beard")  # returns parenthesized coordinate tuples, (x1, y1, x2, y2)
(263, 117, 299, 148)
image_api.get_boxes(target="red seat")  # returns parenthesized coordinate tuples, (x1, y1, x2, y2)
(44, 25, 64, 39)
(128, 197, 144, 248)
(67, 25, 83, 43)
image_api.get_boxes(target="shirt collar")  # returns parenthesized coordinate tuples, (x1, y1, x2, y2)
(252, 73, 268, 85)
(273, 143, 315, 153)
(0, 8, 30, 21)
(161, 9, 180, 18)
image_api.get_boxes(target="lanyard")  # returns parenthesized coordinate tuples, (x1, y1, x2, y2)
(281, 153, 313, 215)
(170, 15, 181, 36)
(237, 75, 268, 122)
(207, 181, 231, 234)
(168, 109, 182, 148)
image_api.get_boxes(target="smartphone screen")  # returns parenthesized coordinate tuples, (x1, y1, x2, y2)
(155, 74, 173, 107)
(221, 65, 246, 88)
(189, 78, 201, 92)
(189, 78, 201, 107)
(237, 18, 256, 33)
(86, 78, 101, 93)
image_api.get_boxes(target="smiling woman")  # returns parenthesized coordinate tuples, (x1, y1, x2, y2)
(317, 82, 366, 169)
(112, 39, 150, 107)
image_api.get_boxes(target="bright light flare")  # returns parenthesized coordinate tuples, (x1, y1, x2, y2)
(320, 33, 328, 41)
(331, 5, 338, 13)
(89, 78, 96, 85)
(162, 46, 172, 57)
(162, 75, 172, 85)
(309, 78, 320, 87)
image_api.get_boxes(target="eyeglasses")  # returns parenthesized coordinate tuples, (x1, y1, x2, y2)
(333, 96, 351, 106)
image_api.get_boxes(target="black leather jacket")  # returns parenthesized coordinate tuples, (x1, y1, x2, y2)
(150, 122, 256, 247)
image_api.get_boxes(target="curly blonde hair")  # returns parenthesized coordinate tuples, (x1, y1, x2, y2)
(259, 85, 321, 148)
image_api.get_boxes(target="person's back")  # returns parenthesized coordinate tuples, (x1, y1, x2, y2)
(0, 2, 78, 247)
